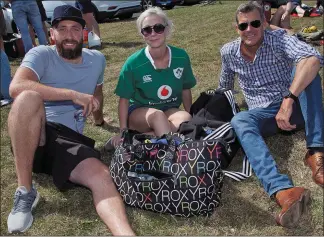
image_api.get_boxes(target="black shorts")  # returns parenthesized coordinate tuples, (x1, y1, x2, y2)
(32, 122, 101, 191)
(75, 0, 94, 14)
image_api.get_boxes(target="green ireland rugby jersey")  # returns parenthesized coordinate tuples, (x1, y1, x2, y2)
(115, 45, 196, 110)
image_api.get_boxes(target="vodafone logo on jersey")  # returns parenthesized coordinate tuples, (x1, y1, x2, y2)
(157, 85, 172, 100)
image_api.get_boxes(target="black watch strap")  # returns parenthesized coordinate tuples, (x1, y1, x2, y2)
(284, 91, 298, 102)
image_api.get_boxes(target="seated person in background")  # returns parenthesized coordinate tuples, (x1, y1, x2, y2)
(254, 0, 295, 30)
(75, 0, 101, 38)
(290, 0, 312, 17)
(107, 7, 196, 149)
(6, 5, 134, 235)
(219, 1, 323, 227)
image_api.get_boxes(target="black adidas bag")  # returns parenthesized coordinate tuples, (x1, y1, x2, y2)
(179, 88, 241, 169)
(110, 130, 224, 217)
(179, 88, 253, 181)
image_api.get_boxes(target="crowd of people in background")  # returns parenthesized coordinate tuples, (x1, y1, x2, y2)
(1, 0, 323, 235)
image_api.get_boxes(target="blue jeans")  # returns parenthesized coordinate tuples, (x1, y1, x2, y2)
(231, 71, 324, 197)
(11, 0, 47, 53)
(0, 50, 11, 99)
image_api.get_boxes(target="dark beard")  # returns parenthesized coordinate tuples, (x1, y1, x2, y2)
(56, 39, 83, 60)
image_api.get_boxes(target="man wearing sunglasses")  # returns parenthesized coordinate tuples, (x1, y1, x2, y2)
(219, 1, 323, 228)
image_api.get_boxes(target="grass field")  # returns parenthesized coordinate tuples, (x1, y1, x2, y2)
(1, 1, 323, 235)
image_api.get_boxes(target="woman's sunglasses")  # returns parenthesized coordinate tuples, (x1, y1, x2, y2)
(141, 24, 167, 37)
(238, 20, 261, 31)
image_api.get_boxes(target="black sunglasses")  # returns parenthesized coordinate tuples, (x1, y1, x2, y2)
(238, 20, 261, 31)
(141, 24, 167, 36)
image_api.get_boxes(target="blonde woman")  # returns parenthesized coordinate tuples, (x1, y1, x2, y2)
(106, 7, 196, 149)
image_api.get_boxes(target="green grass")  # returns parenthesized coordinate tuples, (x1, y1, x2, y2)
(1, 1, 323, 235)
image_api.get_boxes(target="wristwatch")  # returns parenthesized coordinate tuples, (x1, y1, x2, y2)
(283, 90, 298, 102)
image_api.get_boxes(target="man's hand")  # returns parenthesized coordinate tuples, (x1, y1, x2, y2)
(275, 98, 296, 131)
(72, 91, 100, 117)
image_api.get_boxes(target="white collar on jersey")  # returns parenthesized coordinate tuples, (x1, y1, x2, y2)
(145, 45, 171, 69)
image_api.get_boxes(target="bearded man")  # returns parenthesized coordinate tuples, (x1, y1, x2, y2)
(6, 5, 135, 236)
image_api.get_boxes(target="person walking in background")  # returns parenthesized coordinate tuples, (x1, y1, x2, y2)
(75, 0, 101, 38)
(28, 0, 49, 46)
(10, 0, 47, 53)
(219, 1, 323, 228)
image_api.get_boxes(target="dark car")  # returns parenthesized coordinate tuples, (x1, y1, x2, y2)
(141, 0, 182, 10)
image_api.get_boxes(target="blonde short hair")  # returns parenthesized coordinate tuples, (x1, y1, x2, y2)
(136, 7, 173, 37)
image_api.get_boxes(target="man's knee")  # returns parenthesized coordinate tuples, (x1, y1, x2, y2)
(231, 111, 251, 129)
(10, 91, 44, 116)
(77, 159, 114, 188)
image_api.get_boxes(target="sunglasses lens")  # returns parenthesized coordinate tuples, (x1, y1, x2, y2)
(238, 23, 248, 31)
(250, 20, 261, 28)
(153, 24, 166, 34)
(141, 27, 152, 36)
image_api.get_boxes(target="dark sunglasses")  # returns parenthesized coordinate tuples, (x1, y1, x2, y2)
(238, 20, 261, 31)
(141, 24, 167, 36)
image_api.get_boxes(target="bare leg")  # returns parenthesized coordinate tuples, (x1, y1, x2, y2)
(270, 5, 286, 28)
(28, 24, 37, 47)
(69, 158, 135, 236)
(82, 13, 101, 38)
(129, 108, 172, 136)
(8, 91, 46, 191)
(164, 108, 192, 132)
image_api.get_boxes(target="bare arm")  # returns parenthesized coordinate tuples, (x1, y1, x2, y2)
(10, 67, 99, 116)
(110, 97, 129, 147)
(289, 57, 320, 96)
(182, 89, 192, 113)
(118, 97, 129, 131)
(10, 67, 75, 100)
(276, 56, 321, 130)
(92, 84, 104, 124)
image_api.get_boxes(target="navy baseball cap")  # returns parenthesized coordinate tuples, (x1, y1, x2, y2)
(52, 5, 86, 28)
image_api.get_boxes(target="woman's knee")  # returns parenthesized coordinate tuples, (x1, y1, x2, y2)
(148, 109, 168, 124)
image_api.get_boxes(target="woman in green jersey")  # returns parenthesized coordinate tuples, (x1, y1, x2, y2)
(107, 7, 196, 149)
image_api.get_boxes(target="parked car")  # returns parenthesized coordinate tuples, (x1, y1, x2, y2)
(90, 0, 142, 21)
(43, 0, 141, 23)
(180, 0, 201, 5)
(141, 0, 182, 10)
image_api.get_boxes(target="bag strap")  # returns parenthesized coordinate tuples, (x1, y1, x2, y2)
(208, 89, 253, 181)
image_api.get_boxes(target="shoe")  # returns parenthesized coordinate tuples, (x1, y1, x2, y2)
(7, 186, 40, 233)
(275, 187, 310, 228)
(305, 150, 324, 187)
(104, 137, 115, 152)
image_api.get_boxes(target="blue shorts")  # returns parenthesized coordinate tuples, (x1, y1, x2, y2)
(128, 105, 178, 116)
(75, 0, 93, 14)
